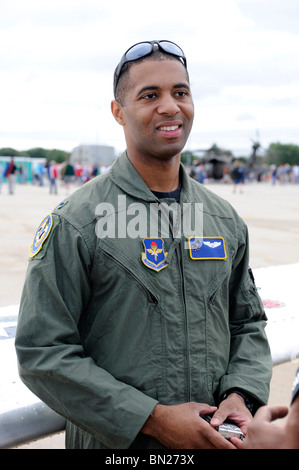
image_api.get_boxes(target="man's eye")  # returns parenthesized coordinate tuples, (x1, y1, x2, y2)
(142, 93, 157, 100)
(175, 91, 188, 97)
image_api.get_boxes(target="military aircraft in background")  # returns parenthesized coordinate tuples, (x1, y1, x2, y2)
(189, 132, 265, 181)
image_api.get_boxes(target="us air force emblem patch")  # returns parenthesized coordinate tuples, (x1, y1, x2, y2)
(29, 214, 53, 258)
(141, 238, 168, 272)
(188, 236, 227, 260)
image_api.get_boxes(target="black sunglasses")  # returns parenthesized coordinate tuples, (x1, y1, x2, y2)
(114, 40, 187, 96)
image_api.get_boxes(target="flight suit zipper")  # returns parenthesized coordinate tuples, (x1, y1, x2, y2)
(178, 242, 191, 402)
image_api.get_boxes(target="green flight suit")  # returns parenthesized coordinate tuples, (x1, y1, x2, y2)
(15, 152, 272, 449)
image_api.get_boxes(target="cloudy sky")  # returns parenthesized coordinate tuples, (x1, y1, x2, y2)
(1, 0, 299, 156)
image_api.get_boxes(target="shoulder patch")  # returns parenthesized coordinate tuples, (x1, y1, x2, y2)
(29, 214, 53, 258)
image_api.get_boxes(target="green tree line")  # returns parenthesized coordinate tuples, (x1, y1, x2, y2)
(264, 143, 299, 166)
(1, 142, 299, 166)
(181, 142, 299, 166)
(0, 147, 70, 163)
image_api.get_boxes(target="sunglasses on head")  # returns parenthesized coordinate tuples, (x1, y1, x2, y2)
(114, 40, 187, 96)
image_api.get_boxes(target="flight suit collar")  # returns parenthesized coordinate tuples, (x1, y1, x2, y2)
(110, 151, 193, 204)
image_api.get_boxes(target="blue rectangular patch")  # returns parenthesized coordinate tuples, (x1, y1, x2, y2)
(188, 236, 227, 260)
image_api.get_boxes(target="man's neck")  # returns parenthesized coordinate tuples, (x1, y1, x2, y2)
(127, 151, 181, 192)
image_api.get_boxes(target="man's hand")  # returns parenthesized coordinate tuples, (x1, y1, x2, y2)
(210, 392, 253, 435)
(141, 402, 236, 449)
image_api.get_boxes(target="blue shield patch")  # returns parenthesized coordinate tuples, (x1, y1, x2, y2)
(188, 236, 227, 260)
(29, 214, 53, 258)
(141, 238, 168, 272)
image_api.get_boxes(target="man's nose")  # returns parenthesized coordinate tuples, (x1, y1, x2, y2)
(157, 94, 180, 116)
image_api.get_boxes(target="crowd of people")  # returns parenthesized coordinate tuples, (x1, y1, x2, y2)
(1, 156, 299, 197)
(35, 160, 110, 195)
(0, 157, 112, 195)
(189, 160, 299, 187)
(270, 163, 299, 185)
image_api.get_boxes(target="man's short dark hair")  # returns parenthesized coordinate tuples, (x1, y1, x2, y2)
(113, 50, 189, 105)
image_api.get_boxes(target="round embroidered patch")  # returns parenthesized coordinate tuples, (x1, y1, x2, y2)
(29, 214, 53, 258)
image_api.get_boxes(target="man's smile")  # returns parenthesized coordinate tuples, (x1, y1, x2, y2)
(157, 122, 182, 138)
(158, 125, 180, 131)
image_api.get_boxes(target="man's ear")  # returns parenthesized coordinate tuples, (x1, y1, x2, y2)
(111, 100, 125, 126)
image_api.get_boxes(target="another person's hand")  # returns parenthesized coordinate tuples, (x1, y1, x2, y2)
(284, 396, 299, 448)
(231, 405, 289, 449)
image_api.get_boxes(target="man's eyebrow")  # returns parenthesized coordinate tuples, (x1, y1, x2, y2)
(137, 82, 190, 96)
(137, 85, 159, 96)
(173, 82, 190, 90)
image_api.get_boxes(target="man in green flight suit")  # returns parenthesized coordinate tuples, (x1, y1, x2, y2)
(15, 40, 272, 449)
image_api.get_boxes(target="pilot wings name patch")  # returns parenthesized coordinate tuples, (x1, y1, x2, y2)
(141, 238, 168, 272)
(188, 236, 227, 260)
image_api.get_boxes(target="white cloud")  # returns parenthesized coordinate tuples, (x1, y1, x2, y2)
(0, 0, 298, 155)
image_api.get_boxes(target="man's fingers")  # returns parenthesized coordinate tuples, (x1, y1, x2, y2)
(230, 436, 244, 449)
(197, 405, 217, 416)
(255, 405, 289, 424)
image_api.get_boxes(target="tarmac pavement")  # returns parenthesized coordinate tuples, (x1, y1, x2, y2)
(1, 179, 298, 448)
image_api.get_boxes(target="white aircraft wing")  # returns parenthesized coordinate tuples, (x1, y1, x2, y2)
(253, 263, 299, 366)
(0, 305, 65, 448)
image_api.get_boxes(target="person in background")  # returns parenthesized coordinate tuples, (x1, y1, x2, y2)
(61, 160, 75, 194)
(0, 164, 3, 194)
(48, 160, 58, 195)
(231, 160, 245, 193)
(5, 157, 17, 194)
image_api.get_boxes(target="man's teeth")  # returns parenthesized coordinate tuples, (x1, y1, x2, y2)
(159, 125, 179, 131)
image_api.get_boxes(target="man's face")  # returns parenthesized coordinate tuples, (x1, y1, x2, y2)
(113, 59, 194, 161)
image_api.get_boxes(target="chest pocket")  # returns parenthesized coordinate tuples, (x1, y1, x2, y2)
(95, 237, 161, 304)
(183, 235, 233, 306)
